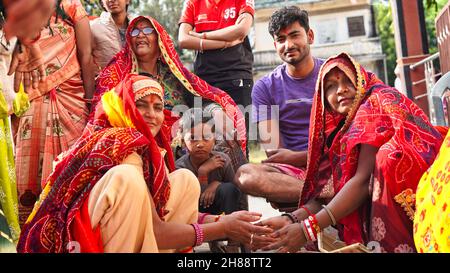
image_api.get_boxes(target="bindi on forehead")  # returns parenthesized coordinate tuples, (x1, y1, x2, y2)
(135, 20, 151, 29)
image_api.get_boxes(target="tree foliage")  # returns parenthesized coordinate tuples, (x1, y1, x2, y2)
(424, 0, 448, 55)
(373, 0, 448, 85)
(139, 0, 183, 40)
(138, 0, 192, 60)
(373, 1, 396, 85)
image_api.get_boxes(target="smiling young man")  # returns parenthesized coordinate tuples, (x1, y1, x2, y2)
(234, 6, 325, 205)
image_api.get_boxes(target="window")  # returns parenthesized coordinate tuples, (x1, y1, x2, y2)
(347, 16, 366, 37)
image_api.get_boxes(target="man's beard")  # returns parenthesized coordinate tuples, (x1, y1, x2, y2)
(281, 44, 310, 66)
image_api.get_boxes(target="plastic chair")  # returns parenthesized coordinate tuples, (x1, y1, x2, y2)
(430, 71, 450, 126)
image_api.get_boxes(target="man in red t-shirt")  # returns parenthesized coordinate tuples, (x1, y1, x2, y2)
(178, 0, 254, 138)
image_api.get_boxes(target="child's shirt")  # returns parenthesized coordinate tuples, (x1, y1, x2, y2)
(175, 151, 235, 185)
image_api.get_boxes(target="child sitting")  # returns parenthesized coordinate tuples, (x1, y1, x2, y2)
(176, 110, 241, 215)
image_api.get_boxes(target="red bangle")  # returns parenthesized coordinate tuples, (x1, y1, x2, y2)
(191, 223, 204, 246)
(301, 222, 310, 241)
(302, 220, 313, 241)
(300, 205, 312, 216)
(303, 219, 317, 242)
(308, 215, 321, 237)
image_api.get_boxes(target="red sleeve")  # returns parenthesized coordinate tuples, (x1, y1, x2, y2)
(238, 0, 255, 17)
(179, 0, 195, 26)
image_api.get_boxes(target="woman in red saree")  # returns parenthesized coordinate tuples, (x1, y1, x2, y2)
(93, 15, 246, 155)
(259, 53, 445, 253)
(16, 74, 271, 253)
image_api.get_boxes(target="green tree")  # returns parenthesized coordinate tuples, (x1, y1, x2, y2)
(424, 0, 448, 55)
(373, 1, 396, 86)
(80, 0, 103, 16)
(373, 0, 448, 86)
(139, 0, 192, 60)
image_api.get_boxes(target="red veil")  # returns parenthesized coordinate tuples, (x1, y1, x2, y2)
(303, 53, 444, 251)
(17, 74, 172, 253)
(93, 16, 247, 153)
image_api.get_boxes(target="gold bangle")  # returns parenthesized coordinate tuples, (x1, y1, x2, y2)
(322, 205, 337, 225)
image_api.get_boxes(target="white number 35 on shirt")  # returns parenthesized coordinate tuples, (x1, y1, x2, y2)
(224, 7, 236, 19)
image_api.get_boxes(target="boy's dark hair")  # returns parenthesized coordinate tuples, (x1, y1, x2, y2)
(268, 6, 310, 38)
(181, 109, 215, 136)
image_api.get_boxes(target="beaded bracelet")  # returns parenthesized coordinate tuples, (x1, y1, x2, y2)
(281, 213, 297, 223)
(191, 223, 204, 246)
(322, 205, 337, 225)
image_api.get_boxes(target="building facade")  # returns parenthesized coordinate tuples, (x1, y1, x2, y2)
(252, 0, 387, 82)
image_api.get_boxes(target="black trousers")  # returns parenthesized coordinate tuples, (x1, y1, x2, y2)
(212, 79, 253, 108)
(199, 182, 241, 215)
(211, 79, 253, 156)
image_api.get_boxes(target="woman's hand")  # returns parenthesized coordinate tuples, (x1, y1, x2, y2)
(220, 211, 276, 247)
(3, 0, 54, 41)
(255, 215, 292, 231)
(8, 42, 46, 93)
(262, 223, 307, 253)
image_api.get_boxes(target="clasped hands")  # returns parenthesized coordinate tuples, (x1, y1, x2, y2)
(251, 215, 308, 253)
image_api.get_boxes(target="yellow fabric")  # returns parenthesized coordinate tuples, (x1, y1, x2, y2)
(0, 90, 7, 118)
(12, 83, 30, 117)
(414, 130, 450, 253)
(101, 90, 135, 129)
(0, 85, 20, 243)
